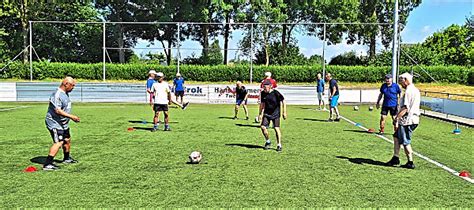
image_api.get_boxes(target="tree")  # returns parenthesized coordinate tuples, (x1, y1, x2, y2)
(239, 0, 287, 66)
(329, 51, 367, 66)
(202, 39, 223, 65)
(423, 23, 472, 65)
(254, 41, 322, 65)
(371, 44, 443, 66)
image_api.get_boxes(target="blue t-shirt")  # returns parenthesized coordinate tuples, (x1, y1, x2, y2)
(317, 79, 325, 93)
(146, 78, 155, 90)
(380, 83, 401, 107)
(173, 77, 185, 91)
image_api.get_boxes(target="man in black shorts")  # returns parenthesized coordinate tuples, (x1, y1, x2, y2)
(258, 80, 287, 152)
(234, 81, 249, 120)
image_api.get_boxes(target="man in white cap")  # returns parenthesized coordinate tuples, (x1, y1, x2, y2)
(173, 72, 185, 104)
(146, 70, 157, 105)
(385, 72, 420, 169)
(151, 72, 189, 132)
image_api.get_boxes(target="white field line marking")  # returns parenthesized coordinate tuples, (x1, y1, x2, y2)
(0, 106, 28, 112)
(338, 114, 473, 184)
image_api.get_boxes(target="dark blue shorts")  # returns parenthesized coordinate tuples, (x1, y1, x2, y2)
(236, 99, 247, 106)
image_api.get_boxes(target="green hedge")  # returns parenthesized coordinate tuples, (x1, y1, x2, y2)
(1, 62, 472, 84)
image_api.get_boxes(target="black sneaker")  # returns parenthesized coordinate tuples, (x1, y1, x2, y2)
(164, 126, 171, 131)
(245, 116, 249, 120)
(401, 162, 415, 169)
(276, 146, 282, 152)
(43, 163, 60, 171)
(182, 102, 189, 110)
(334, 118, 341, 122)
(385, 156, 400, 166)
(233, 116, 237, 120)
(264, 141, 271, 150)
(63, 157, 78, 164)
(327, 118, 333, 122)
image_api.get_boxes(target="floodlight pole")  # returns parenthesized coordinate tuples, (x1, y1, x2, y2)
(250, 23, 253, 83)
(177, 23, 180, 74)
(102, 22, 106, 81)
(391, 0, 399, 81)
(29, 21, 32, 81)
(322, 23, 326, 79)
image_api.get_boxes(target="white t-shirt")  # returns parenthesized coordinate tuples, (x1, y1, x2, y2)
(399, 84, 421, 126)
(151, 81, 171, 104)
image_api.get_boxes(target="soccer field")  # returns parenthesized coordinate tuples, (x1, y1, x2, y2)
(0, 103, 472, 208)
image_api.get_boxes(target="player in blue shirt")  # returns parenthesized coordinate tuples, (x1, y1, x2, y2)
(146, 70, 157, 105)
(316, 73, 326, 110)
(376, 74, 401, 134)
(173, 72, 185, 104)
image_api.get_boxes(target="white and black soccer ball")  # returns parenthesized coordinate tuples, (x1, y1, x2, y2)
(353, 106, 359, 111)
(188, 151, 202, 164)
(369, 106, 374, 111)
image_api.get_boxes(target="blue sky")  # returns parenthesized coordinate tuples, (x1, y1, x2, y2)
(133, 0, 473, 62)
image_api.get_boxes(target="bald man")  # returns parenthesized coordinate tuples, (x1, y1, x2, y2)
(234, 81, 249, 120)
(43, 77, 81, 170)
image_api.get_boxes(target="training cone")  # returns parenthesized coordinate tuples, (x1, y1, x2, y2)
(355, 123, 361, 127)
(24, 166, 37, 172)
(453, 123, 461, 134)
(367, 128, 375, 133)
(127, 127, 135, 131)
(459, 170, 471, 178)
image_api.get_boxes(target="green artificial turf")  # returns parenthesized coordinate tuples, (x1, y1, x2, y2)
(0, 103, 472, 208)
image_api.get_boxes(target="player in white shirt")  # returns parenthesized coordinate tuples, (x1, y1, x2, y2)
(385, 72, 421, 169)
(151, 72, 189, 132)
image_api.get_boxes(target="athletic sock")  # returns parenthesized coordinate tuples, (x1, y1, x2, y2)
(165, 124, 169, 129)
(63, 152, 70, 160)
(45, 155, 54, 165)
(154, 124, 158, 129)
(266, 139, 271, 144)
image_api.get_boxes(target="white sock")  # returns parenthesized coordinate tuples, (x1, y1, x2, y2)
(266, 139, 271, 143)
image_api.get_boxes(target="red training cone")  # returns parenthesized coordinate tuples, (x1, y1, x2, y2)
(367, 128, 375, 133)
(24, 166, 37, 172)
(127, 127, 135, 131)
(459, 170, 471, 178)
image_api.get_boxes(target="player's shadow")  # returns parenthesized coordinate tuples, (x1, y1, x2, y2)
(218, 116, 235, 120)
(343, 129, 371, 134)
(225, 143, 265, 149)
(295, 118, 329, 122)
(133, 126, 153, 131)
(336, 156, 388, 167)
(30, 156, 62, 164)
(235, 123, 261, 128)
(128, 120, 178, 124)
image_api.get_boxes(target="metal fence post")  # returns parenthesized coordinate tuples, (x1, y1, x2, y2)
(250, 23, 254, 84)
(322, 23, 326, 79)
(102, 22, 106, 81)
(29, 21, 33, 81)
(177, 22, 180, 74)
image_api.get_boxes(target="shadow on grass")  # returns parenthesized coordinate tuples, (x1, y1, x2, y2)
(235, 123, 261, 128)
(336, 156, 389, 167)
(30, 156, 61, 165)
(218, 116, 235, 120)
(225, 143, 265, 149)
(295, 118, 329, 122)
(343, 129, 371, 134)
(133, 126, 153, 131)
(128, 120, 179, 124)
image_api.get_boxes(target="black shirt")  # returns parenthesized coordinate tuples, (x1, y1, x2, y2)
(236, 86, 248, 100)
(329, 79, 339, 96)
(261, 90, 285, 119)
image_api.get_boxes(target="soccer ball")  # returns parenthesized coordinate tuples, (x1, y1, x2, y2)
(255, 116, 260, 123)
(369, 106, 374, 111)
(353, 106, 359, 111)
(188, 151, 202, 164)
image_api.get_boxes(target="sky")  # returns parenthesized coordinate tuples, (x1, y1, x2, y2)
(132, 0, 473, 62)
